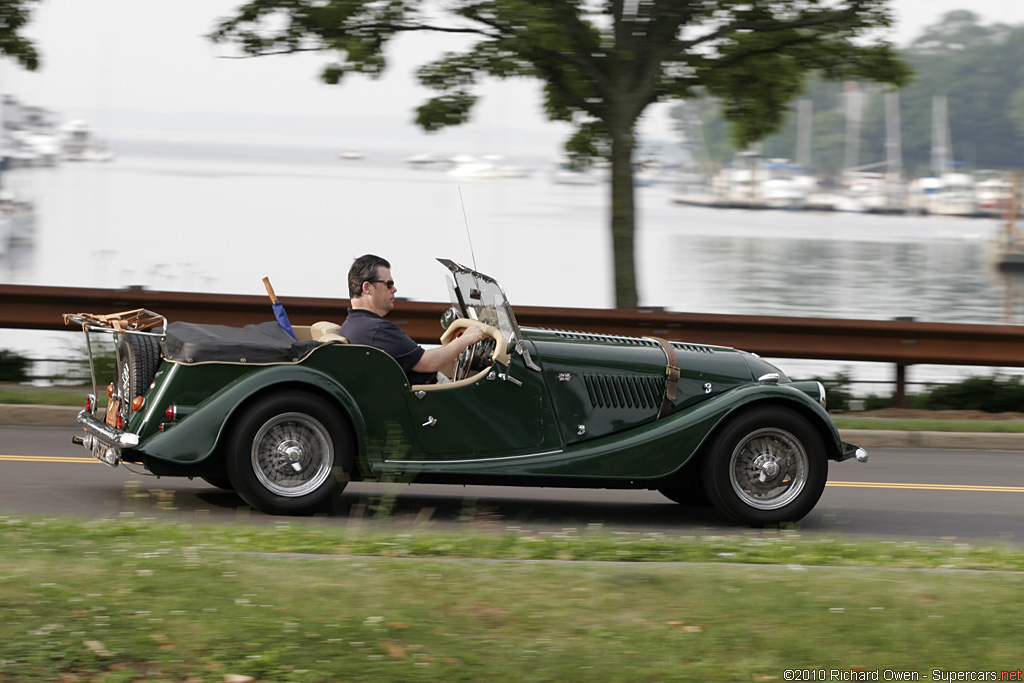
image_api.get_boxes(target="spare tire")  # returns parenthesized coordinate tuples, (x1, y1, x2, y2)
(116, 333, 162, 419)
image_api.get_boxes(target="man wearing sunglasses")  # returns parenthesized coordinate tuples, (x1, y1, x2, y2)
(340, 254, 484, 385)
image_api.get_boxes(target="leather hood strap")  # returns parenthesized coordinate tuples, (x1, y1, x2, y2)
(646, 336, 680, 419)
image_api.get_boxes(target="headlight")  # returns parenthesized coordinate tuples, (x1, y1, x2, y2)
(440, 306, 463, 330)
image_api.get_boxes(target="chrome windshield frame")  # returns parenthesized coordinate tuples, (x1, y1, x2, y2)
(437, 258, 540, 371)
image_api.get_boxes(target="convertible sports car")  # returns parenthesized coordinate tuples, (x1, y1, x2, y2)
(65, 258, 866, 526)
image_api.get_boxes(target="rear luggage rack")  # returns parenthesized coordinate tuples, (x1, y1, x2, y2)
(63, 309, 167, 335)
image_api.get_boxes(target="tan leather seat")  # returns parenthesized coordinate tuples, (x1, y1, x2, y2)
(311, 321, 348, 343)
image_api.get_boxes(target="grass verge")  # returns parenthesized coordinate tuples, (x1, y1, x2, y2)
(2, 516, 1023, 681)
(832, 417, 1024, 432)
(0, 385, 85, 407)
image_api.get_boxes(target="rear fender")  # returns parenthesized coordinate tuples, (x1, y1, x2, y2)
(137, 365, 368, 466)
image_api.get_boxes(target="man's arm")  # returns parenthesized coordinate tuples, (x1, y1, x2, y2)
(413, 325, 486, 373)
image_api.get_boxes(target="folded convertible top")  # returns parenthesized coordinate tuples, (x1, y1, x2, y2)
(162, 320, 322, 365)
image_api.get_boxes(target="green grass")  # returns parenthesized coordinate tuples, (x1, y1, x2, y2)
(2, 516, 1024, 681)
(0, 385, 87, 407)
(832, 417, 1024, 433)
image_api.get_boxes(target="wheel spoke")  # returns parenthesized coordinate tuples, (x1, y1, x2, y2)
(729, 428, 807, 511)
(251, 413, 333, 497)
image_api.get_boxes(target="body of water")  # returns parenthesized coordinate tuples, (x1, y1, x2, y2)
(2, 138, 1019, 394)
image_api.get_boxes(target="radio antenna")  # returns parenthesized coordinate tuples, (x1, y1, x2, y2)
(458, 186, 478, 271)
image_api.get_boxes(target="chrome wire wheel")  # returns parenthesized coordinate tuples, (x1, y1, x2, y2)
(728, 427, 808, 511)
(250, 412, 334, 498)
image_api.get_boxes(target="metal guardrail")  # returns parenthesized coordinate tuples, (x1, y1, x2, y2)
(4, 283, 1024, 400)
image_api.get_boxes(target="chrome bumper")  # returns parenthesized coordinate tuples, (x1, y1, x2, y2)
(74, 409, 140, 467)
(839, 441, 869, 463)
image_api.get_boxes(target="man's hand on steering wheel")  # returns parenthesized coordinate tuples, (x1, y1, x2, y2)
(451, 324, 487, 381)
(455, 324, 485, 347)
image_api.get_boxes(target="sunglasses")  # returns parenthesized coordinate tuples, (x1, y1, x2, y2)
(369, 279, 395, 288)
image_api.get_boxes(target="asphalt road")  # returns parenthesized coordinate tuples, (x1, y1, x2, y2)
(1, 425, 1022, 544)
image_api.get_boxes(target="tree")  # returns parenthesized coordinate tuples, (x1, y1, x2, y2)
(0, 0, 42, 70)
(908, 9, 1011, 55)
(210, 1, 909, 308)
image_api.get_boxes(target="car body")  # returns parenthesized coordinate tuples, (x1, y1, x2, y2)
(66, 258, 866, 525)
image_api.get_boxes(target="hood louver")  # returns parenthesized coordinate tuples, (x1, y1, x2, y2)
(583, 373, 662, 410)
(548, 330, 715, 355)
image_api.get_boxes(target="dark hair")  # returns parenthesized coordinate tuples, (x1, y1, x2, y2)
(348, 254, 391, 298)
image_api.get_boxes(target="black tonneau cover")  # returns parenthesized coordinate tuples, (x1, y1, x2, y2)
(162, 321, 322, 364)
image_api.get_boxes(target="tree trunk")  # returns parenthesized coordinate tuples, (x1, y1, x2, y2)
(609, 120, 638, 309)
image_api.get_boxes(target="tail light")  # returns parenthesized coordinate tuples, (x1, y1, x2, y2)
(164, 405, 193, 423)
(116, 412, 124, 430)
(85, 394, 96, 412)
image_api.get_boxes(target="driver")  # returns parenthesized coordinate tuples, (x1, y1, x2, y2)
(340, 254, 484, 385)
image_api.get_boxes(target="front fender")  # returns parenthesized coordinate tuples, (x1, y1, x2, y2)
(137, 365, 367, 465)
(570, 381, 844, 479)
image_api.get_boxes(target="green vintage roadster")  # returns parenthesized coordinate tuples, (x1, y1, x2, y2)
(65, 258, 866, 525)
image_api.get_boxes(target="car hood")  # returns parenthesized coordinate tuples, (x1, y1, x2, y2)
(520, 327, 789, 444)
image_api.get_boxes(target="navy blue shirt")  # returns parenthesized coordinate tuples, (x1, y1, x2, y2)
(339, 308, 435, 385)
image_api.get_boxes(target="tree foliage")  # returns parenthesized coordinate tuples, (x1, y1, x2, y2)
(917, 374, 1024, 413)
(210, 1, 908, 308)
(694, 11, 1024, 178)
(0, 349, 31, 383)
(0, 0, 41, 70)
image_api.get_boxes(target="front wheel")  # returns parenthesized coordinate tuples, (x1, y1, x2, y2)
(703, 406, 827, 526)
(226, 391, 353, 515)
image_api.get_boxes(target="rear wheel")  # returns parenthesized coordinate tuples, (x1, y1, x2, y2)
(226, 390, 353, 515)
(703, 406, 827, 526)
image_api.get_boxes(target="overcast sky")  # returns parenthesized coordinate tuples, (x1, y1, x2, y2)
(3, 1, 1023, 152)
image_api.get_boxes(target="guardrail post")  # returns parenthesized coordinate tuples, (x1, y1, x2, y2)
(894, 363, 908, 408)
(891, 316, 915, 408)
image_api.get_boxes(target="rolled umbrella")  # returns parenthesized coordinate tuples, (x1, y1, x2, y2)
(262, 276, 296, 340)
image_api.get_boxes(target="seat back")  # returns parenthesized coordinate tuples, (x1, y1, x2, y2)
(311, 320, 348, 343)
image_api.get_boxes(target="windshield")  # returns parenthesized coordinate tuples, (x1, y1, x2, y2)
(438, 258, 521, 348)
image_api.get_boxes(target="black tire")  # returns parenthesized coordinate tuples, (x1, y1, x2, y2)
(657, 460, 712, 507)
(201, 475, 235, 491)
(116, 334, 161, 419)
(702, 406, 828, 526)
(226, 390, 353, 515)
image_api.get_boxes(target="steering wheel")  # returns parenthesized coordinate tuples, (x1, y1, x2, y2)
(451, 328, 496, 382)
(441, 320, 505, 382)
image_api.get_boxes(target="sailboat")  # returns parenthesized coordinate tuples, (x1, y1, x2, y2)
(816, 86, 907, 213)
(907, 94, 978, 216)
(0, 96, 37, 249)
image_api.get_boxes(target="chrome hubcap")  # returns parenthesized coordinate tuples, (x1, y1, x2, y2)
(729, 428, 808, 511)
(251, 413, 333, 497)
(753, 454, 781, 482)
(278, 440, 305, 472)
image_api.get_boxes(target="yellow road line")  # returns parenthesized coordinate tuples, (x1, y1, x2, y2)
(0, 455, 97, 463)
(828, 480, 1024, 493)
